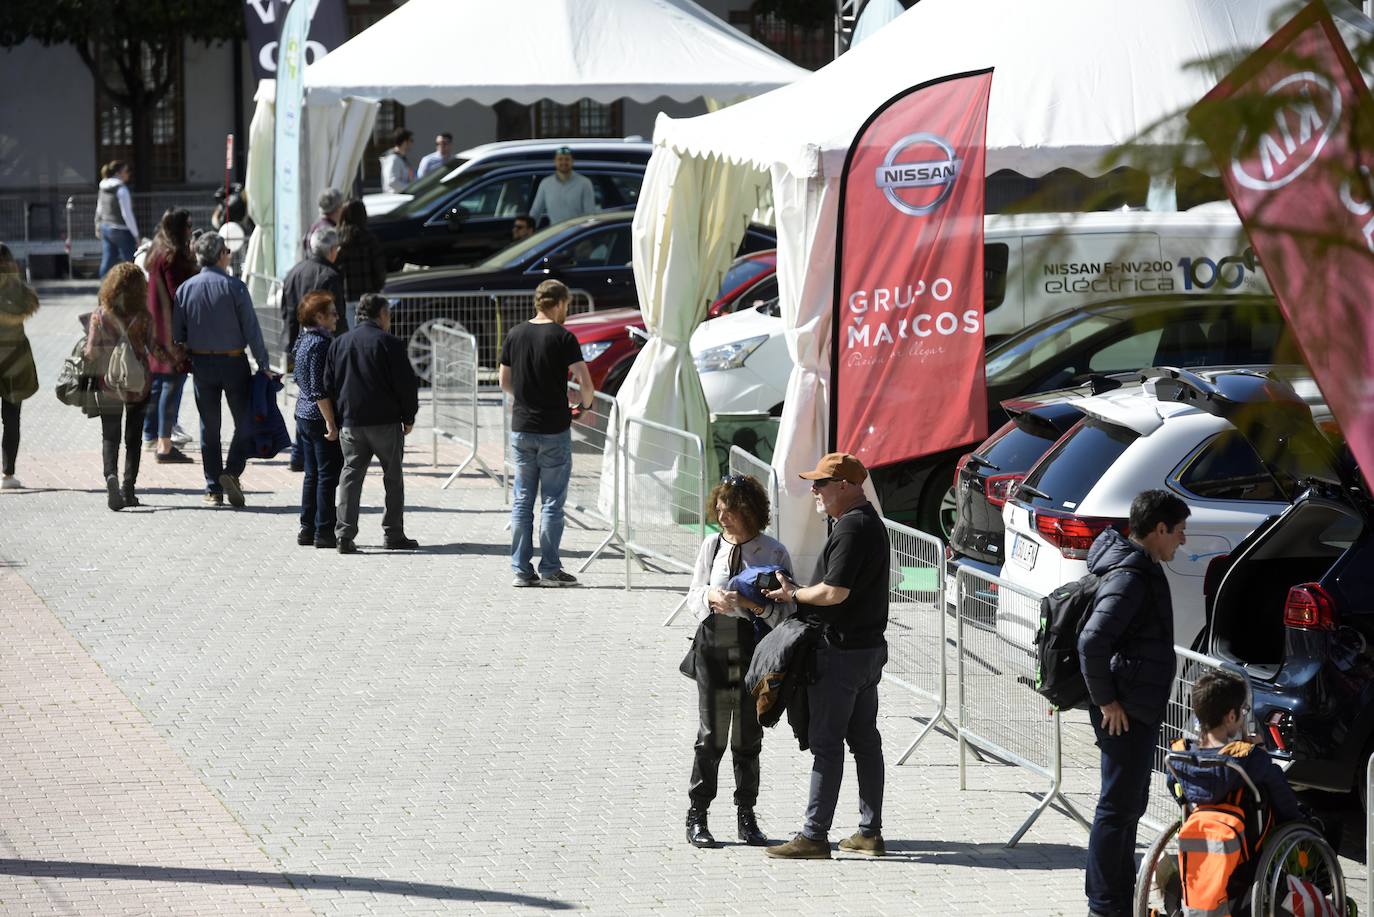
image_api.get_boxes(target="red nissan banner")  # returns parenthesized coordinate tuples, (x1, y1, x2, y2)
(1189, 1, 1374, 491)
(832, 69, 993, 467)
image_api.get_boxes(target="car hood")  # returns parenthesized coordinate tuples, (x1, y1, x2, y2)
(383, 264, 517, 292)
(690, 304, 782, 353)
(565, 308, 643, 340)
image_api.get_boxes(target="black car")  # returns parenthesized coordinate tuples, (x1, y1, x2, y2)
(1204, 449, 1374, 801)
(370, 157, 650, 270)
(383, 210, 776, 380)
(871, 294, 1295, 537)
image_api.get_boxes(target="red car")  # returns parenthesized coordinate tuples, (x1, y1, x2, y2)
(566, 250, 779, 394)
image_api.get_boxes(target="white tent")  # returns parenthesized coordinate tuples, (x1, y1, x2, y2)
(620, 0, 1299, 572)
(243, 0, 807, 282)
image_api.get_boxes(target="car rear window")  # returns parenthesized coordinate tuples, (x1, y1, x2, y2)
(1174, 431, 1286, 502)
(980, 414, 1064, 472)
(1020, 417, 1138, 511)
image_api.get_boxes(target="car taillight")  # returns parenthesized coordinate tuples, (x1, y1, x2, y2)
(985, 473, 1024, 509)
(1203, 554, 1231, 598)
(1283, 583, 1337, 630)
(1033, 511, 1128, 560)
(1266, 710, 1291, 752)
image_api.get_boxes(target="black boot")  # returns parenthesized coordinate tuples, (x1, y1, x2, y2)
(737, 807, 768, 846)
(105, 474, 124, 512)
(686, 807, 717, 848)
(121, 482, 141, 508)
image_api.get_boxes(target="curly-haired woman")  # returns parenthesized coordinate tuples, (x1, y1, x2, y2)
(85, 262, 154, 510)
(683, 473, 794, 849)
(0, 242, 39, 489)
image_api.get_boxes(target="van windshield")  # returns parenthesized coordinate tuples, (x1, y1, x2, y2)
(984, 312, 1117, 384)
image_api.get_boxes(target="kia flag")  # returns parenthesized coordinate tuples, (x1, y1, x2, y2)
(832, 70, 993, 467)
(1189, 1, 1374, 491)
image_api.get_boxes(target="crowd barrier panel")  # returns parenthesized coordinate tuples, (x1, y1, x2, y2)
(564, 384, 636, 572)
(617, 414, 707, 625)
(726, 446, 780, 540)
(883, 521, 954, 764)
(244, 272, 290, 375)
(430, 321, 497, 489)
(65, 191, 217, 276)
(954, 565, 1091, 846)
(383, 289, 595, 385)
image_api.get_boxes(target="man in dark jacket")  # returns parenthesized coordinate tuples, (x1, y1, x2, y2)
(282, 226, 347, 352)
(323, 293, 420, 554)
(1079, 489, 1189, 917)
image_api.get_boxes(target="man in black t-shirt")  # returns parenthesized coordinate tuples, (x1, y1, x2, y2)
(763, 452, 890, 860)
(499, 279, 594, 587)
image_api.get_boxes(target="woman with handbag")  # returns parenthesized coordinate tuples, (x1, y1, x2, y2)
(683, 473, 795, 850)
(143, 209, 196, 463)
(0, 242, 39, 490)
(86, 262, 154, 510)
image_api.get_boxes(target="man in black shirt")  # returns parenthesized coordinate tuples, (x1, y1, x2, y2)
(764, 452, 890, 859)
(499, 279, 594, 587)
(324, 293, 421, 554)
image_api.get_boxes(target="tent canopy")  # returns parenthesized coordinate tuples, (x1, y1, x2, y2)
(303, 0, 810, 106)
(653, 0, 1298, 179)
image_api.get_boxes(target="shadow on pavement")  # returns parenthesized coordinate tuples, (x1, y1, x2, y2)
(875, 839, 1084, 870)
(0, 860, 575, 908)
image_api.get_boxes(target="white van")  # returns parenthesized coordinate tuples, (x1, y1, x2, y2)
(692, 205, 1267, 415)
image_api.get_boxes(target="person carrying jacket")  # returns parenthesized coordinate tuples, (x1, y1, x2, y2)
(1078, 489, 1189, 917)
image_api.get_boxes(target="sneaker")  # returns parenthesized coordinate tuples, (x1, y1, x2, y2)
(297, 526, 314, 546)
(203, 492, 224, 507)
(838, 831, 885, 856)
(512, 572, 539, 588)
(105, 474, 124, 512)
(0, 476, 20, 490)
(764, 834, 831, 859)
(539, 570, 579, 587)
(383, 536, 420, 550)
(142, 439, 157, 452)
(218, 474, 245, 508)
(337, 539, 358, 555)
(154, 447, 195, 464)
(313, 533, 338, 549)
(170, 425, 192, 446)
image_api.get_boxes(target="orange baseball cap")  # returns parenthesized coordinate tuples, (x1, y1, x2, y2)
(798, 452, 868, 485)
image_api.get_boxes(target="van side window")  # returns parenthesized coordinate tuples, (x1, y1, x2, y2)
(984, 243, 1009, 311)
(1174, 432, 1285, 502)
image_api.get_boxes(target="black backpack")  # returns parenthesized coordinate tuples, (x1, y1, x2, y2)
(1033, 573, 1102, 710)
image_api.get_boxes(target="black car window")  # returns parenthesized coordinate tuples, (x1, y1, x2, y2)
(985, 312, 1117, 385)
(552, 226, 630, 267)
(718, 257, 773, 299)
(455, 175, 534, 219)
(394, 161, 505, 217)
(729, 276, 778, 314)
(1174, 431, 1286, 502)
(1020, 418, 1138, 511)
(605, 173, 642, 207)
(982, 413, 1066, 471)
(738, 230, 776, 255)
(985, 242, 1009, 311)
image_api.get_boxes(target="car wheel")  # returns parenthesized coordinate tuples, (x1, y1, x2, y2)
(917, 463, 958, 540)
(407, 317, 470, 384)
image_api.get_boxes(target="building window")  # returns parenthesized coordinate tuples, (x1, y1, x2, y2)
(744, 11, 831, 70)
(532, 100, 624, 138)
(95, 44, 185, 185)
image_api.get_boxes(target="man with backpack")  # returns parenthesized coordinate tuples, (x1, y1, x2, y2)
(1078, 489, 1189, 917)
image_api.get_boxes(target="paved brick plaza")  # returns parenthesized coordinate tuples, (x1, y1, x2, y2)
(0, 285, 1364, 915)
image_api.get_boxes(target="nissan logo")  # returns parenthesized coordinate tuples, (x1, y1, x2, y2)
(874, 132, 961, 217)
(1231, 72, 1342, 192)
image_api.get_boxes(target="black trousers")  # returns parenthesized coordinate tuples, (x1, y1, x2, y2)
(100, 399, 149, 487)
(688, 615, 762, 810)
(1, 397, 18, 475)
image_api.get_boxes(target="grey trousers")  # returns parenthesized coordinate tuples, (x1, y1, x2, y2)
(335, 423, 406, 542)
(802, 643, 887, 841)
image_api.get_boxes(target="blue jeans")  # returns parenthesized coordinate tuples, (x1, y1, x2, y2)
(1085, 705, 1160, 915)
(297, 417, 342, 535)
(510, 429, 572, 577)
(98, 225, 136, 278)
(143, 373, 187, 441)
(803, 643, 887, 840)
(190, 354, 253, 492)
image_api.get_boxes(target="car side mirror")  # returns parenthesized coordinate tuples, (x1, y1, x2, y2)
(445, 208, 467, 228)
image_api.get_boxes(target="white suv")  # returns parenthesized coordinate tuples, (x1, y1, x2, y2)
(997, 368, 1337, 658)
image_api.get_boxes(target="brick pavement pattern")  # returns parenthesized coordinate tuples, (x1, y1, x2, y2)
(0, 285, 1364, 915)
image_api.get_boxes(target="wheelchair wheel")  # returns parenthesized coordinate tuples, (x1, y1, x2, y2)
(1250, 821, 1346, 917)
(1133, 818, 1183, 917)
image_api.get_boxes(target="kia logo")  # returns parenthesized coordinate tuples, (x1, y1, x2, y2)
(874, 132, 961, 217)
(1231, 72, 1341, 192)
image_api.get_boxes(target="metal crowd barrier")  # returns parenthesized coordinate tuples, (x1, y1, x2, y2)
(65, 191, 219, 277)
(954, 566, 1090, 846)
(564, 383, 636, 573)
(617, 414, 707, 625)
(430, 321, 496, 489)
(244, 271, 289, 374)
(883, 521, 953, 765)
(726, 446, 780, 540)
(385, 289, 595, 385)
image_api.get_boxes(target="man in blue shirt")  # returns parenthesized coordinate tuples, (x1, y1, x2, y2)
(172, 232, 270, 507)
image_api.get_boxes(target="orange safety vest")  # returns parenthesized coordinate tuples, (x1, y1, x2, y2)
(1173, 741, 1271, 917)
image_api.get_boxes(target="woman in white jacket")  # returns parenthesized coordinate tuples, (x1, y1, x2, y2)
(96, 161, 140, 278)
(684, 473, 794, 851)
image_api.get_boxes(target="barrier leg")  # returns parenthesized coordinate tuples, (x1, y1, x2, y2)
(894, 704, 957, 765)
(661, 594, 688, 627)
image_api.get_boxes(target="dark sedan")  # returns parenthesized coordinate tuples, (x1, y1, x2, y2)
(370, 157, 650, 270)
(383, 210, 776, 381)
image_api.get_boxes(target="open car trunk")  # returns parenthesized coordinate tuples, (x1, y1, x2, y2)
(1210, 496, 1365, 678)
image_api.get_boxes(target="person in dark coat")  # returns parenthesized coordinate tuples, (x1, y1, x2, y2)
(281, 226, 346, 353)
(1078, 489, 1189, 917)
(335, 200, 387, 307)
(323, 293, 420, 554)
